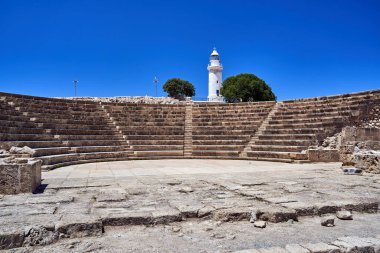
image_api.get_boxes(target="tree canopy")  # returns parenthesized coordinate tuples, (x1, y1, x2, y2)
(163, 78, 195, 99)
(220, 73, 276, 103)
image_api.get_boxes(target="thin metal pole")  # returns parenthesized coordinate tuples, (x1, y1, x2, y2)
(73, 80, 78, 97)
(153, 77, 158, 97)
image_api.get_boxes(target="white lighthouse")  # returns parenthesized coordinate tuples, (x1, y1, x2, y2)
(207, 48, 224, 102)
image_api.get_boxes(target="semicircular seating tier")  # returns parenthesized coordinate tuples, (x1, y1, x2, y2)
(0, 89, 379, 170)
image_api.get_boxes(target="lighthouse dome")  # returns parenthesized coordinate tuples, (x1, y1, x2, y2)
(211, 48, 219, 56)
(210, 47, 220, 61)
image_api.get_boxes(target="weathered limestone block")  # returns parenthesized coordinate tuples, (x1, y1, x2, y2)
(308, 149, 340, 162)
(354, 153, 380, 174)
(9, 146, 36, 156)
(341, 127, 357, 143)
(0, 159, 42, 195)
(55, 215, 103, 238)
(355, 128, 380, 141)
(0, 227, 25, 250)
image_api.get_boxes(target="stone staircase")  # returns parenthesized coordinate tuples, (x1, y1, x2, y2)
(239, 101, 283, 159)
(184, 102, 193, 157)
(0, 94, 134, 170)
(191, 102, 276, 159)
(1, 89, 379, 168)
(102, 102, 186, 159)
(243, 90, 380, 162)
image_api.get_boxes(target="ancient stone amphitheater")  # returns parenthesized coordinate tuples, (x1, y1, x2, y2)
(1, 89, 379, 170)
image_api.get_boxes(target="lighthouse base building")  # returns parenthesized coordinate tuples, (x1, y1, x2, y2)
(207, 48, 224, 102)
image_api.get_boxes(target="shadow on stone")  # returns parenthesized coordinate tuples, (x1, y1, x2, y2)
(33, 183, 48, 194)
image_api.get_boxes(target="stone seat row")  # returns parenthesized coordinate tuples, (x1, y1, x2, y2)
(282, 90, 380, 104)
(240, 94, 378, 162)
(1, 89, 379, 166)
(104, 104, 187, 159)
(278, 99, 380, 112)
(1, 95, 136, 169)
(7, 100, 100, 110)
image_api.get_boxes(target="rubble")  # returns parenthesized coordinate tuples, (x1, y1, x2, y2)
(253, 221, 266, 228)
(320, 217, 335, 227)
(336, 210, 353, 220)
(9, 146, 36, 156)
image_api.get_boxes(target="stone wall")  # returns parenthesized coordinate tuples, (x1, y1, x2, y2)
(339, 127, 380, 173)
(0, 158, 42, 195)
(61, 96, 182, 104)
(360, 101, 380, 129)
(307, 149, 340, 162)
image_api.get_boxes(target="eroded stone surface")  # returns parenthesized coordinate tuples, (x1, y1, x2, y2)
(1, 160, 379, 251)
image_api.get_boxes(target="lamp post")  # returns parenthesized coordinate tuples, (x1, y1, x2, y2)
(73, 80, 78, 97)
(153, 77, 158, 97)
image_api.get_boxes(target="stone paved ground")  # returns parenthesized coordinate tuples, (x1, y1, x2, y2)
(1, 160, 380, 252)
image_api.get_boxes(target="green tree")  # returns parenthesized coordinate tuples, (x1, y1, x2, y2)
(220, 73, 276, 103)
(163, 78, 195, 100)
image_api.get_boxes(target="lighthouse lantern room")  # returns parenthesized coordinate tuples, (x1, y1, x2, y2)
(207, 48, 224, 102)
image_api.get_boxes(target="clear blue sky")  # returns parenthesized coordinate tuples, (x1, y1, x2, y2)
(0, 0, 379, 100)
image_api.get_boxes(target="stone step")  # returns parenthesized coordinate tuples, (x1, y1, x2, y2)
(192, 125, 259, 131)
(0, 134, 55, 141)
(63, 139, 126, 146)
(0, 109, 24, 116)
(29, 117, 110, 126)
(0, 114, 31, 122)
(193, 106, 275, 110)
(0, 119, 38, 128)
(254, 139, 314, 146)
(56, 134, 121, 141)
(128, 139, 184, 145)
(120, 130, 184, 135)
(33, 147, 72, 156)
(245, 156, 294, 163)
(117, 125, 184, 130)
(268, 116, 347, 124)
(112, 117, 185, 122)
(246, 150, 308, 160)
(192, 135, 251, 140)
(110, 110, 184, 115)
(0, 126, 46, 134)
(22, 111, 108, 120)
(192, 117, 266, 122)
(263, 128, 325, 135)
(41, 122, 111, 131)
(267, 120, 344, 128)
(249, 145, 308, 152)
(114, 121, 185, 127)
(192, 150, 240, 157)
(134, 150, 184, 157)
(42, 157, 131, 170)
(49, 128, 118, 135)
(126, 135, 184, 140)
(192, 121, 262, 127)
(192, 139, 248, 145)
(10, 99, 99, 108)
(109, 111, 185, 116)
(193, 145, 245, 151)
(132, 145, 183, 151)
(192, 113, 270, 118)
(271, 111, 351, 120)
(40, 151, 132, 165)
(1, 140, 64, 148)
(258, 134, 316, 140)
(70, 145, 130, 153)
(192, 129, 256, 135)
(280, 98, 371, 109)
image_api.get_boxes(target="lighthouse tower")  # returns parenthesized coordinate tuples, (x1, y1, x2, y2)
(207, 48, 224, 102)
